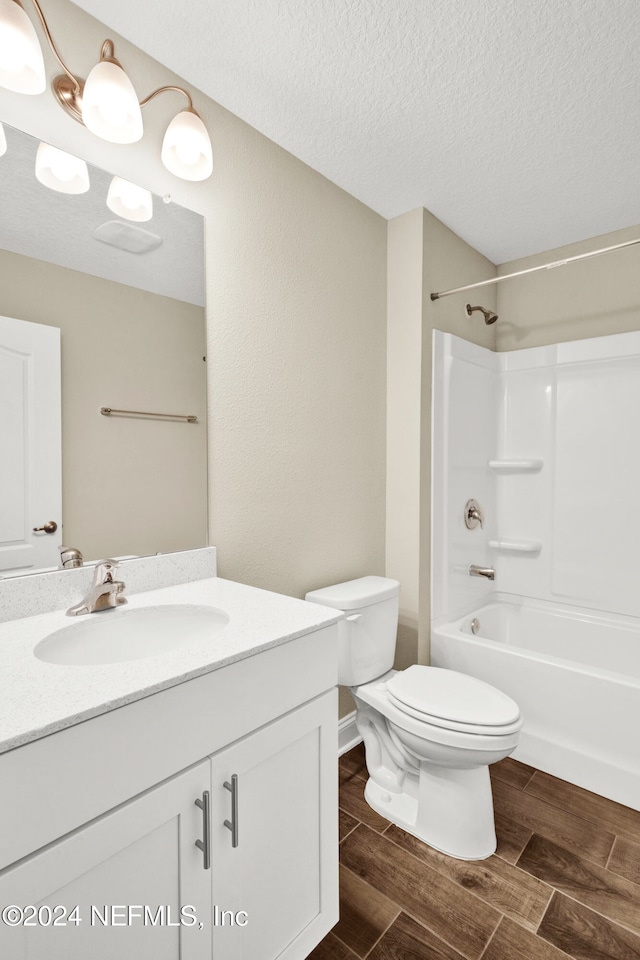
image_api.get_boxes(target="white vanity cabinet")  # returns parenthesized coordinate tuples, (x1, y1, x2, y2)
(209, 691, 336, 960)
(0, 761, 213, 960)
(0, 622, 339, 960)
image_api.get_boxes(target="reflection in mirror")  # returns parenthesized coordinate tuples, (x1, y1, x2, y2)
(0, 122, 207, 577)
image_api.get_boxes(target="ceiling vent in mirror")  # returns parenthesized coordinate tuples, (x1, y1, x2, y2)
(93, 220, 162, 255)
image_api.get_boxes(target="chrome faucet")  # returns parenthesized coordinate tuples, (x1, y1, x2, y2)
(469, 564, 495, 581)
(66, 560, 126, 616)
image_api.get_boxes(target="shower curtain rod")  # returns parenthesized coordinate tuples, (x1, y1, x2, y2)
(430, 237, 640, 301)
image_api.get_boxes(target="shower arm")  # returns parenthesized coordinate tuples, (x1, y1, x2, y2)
(430, 237, 640, 301)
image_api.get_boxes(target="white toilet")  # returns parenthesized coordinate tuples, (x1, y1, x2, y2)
(305, 576, 523, 860)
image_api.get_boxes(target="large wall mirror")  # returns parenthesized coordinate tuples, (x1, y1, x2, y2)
(0, 122, 207, 576)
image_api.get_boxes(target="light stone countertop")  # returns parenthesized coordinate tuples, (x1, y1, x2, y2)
(0, 577, 341, 755)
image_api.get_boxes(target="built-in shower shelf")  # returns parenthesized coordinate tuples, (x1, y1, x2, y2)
(488, 458, 544, 473)
(489, 539, 542, 554)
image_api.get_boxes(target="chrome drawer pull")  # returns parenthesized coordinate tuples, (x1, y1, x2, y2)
(224, 774, 239, 848)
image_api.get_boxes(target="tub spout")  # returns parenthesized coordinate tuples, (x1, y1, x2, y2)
(469, 564, 495, 581)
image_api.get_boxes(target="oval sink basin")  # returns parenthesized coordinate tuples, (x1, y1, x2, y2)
(34, 604, 229, 666)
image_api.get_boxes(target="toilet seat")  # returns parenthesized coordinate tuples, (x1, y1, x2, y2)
(354, 672, 522, 753)
(386, 665, 522, 736)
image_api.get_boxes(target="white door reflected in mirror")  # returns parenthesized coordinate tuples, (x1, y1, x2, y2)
(0, 314, 61, 573)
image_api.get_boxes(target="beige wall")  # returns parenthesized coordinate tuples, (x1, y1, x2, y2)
(386, 209, 497, 673)
(0, 249, 207, 559)
(496, 224, 640, 351)
(386, 210, 424, 674)
(0, 0, 387, 603)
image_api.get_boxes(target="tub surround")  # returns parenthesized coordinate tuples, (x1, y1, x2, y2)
(432, 328, 640, 621)
(0, 551, 341, 753)
(431, 330, 640, 810)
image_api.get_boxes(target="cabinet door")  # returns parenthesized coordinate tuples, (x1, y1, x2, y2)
(0, 760, 212, 960)
(209, 689, 338, 960)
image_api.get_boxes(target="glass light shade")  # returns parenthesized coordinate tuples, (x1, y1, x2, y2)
(0, 122, 7, 157)
(81, 59, 143, 144)
(161, 110, 213, 181)
(0, 0, 45, 94)
(35, 142, 90, 194)
(106, 176, 153, 222)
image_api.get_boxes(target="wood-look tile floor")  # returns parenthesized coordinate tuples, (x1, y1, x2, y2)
(309, 744, 640, 960)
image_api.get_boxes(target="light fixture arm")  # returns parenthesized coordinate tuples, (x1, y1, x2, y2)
(98, 39, 121, 67)
(139, 85, 195, 113)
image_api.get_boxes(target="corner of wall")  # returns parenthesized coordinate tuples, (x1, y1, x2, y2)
(386, 207, 499, 668)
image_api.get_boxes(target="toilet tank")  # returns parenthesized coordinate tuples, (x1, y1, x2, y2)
(305, 576, 400, 686)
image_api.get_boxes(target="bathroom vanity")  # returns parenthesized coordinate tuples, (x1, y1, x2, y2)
(0, 556, 340, 959)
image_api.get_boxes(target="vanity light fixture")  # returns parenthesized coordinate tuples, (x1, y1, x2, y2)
(106, 176, 153, 222)
(0, 0, 213, 180)
(35, 141, 90, 193)
(161, 108, 213, 182)
(81, 40, 143, 145)
(0, 0, 44, 93)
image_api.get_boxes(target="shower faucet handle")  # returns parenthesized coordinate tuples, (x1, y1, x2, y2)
(464, 499, 484, 530)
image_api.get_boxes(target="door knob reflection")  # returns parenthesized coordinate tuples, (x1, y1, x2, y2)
(33, 521, 58, 534)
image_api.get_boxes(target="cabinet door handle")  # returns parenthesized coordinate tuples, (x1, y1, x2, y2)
(224, 774, 239, 848)
(195, 790, 211, 869)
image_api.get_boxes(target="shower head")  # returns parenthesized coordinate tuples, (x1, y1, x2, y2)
(466, 303, 498, 325)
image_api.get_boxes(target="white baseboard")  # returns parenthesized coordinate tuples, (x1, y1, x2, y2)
(338, 711, 361, 756)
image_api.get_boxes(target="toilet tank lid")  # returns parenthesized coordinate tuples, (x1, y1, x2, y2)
(305, 576, 399, 611)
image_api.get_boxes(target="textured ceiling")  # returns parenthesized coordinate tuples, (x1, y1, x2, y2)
(71, 0, 640, 263)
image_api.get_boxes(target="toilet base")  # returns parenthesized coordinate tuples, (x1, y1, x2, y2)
(364, 762, 497, 860)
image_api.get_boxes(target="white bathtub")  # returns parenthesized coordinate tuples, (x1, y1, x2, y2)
(431, 596, 640, 810)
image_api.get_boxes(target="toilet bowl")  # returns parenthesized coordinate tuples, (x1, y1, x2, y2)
(305, 576, 523, 860)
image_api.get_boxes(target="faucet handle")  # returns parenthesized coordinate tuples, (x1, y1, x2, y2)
(464, 499, 484, 530)
(92, 559, 120, 583)
(59, 545, 83, 569)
